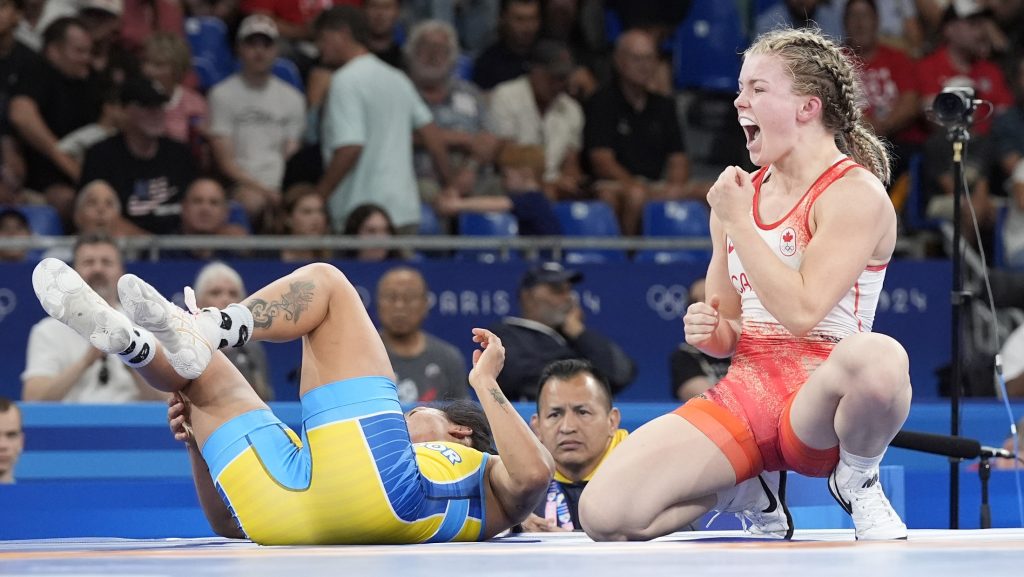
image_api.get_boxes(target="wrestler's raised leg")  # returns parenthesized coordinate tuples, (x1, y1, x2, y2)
(118, 262, 393, 397)
(32, 258, 266, 447)
(787, 332, 911, 540)
(238, 263, 394, 396)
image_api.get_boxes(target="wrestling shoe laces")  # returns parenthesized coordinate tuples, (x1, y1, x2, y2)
(709, 471, 794, 539)
(184, 286, 252, 350)
(117, 274, 222, 380)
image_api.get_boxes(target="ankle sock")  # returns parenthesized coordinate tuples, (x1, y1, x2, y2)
(840, 448, 884, 472)
(118, 327, 156, 368)
(217, 303, 253, 349)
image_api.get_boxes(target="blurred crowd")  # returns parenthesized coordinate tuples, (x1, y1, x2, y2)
(0, 0, 1017, 267)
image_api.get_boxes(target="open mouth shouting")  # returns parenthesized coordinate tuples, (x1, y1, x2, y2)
(740, 117, 761, 150)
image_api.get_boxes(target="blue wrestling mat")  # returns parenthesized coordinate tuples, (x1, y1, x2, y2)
(2, 530, 1024, 577)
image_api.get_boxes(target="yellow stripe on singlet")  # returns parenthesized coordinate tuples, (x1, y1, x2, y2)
(217, 419, 487, 545)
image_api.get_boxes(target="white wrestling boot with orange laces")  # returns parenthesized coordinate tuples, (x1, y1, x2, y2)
(713, 471, 794, 539)
(828, 461, 908, 540)
(117, 274, 250, 380)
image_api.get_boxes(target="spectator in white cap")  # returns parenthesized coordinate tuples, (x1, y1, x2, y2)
(207, 13, 305, 232)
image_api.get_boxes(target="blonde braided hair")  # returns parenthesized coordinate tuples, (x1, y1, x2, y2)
(745, 28, 892, 184)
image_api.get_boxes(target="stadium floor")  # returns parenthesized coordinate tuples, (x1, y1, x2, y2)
(2, 529, 1023, 576)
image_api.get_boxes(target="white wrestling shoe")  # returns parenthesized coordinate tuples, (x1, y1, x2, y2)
(713, 471, 794, 539)
(828, 461, 908, 540)
(32, 258, 132, 355)
(117, 273, 223, 380)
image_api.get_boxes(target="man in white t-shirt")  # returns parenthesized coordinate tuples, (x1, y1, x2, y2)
(313, 6, 453, 233)
(486, 40, 584, 200)
(208, 14, 305, 226)
(21, 232, 165, 403)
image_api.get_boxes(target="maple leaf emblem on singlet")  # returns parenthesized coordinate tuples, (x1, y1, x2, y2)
(779, 227, 797, 257)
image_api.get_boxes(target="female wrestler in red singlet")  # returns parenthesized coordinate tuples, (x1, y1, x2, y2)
(580, 27, 911, 542)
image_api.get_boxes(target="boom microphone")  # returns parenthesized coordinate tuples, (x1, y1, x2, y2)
(890, 430, 1014, 460)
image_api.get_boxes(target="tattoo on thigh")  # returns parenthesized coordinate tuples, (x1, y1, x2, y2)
(248, 281, 316, 328)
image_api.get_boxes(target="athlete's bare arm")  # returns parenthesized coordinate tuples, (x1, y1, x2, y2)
(713, 166, 895, 336)
(684, 214, 742, 358)
(167, 392, 244, 539)
(469, 329, 555, 536)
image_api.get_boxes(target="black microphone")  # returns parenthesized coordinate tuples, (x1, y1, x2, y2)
(890, 430, 1015, 460)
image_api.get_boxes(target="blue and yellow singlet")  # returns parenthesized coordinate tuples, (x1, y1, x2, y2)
(200, 376, 489, 545)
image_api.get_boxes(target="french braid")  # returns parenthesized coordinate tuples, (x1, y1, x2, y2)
(746, 28, 892, 184)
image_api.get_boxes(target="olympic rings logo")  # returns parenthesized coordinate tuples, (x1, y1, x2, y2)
(646, 284, 689, 321)
(0, 288, 16, 324)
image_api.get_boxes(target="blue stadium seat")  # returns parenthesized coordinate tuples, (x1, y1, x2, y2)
(993, 203, 1024, 270)
(603, 7, 675, 53)
(392, 22, 407, 47)
(636, 200, 711, 264)
(902, 153, 941, 233)
(17, 204, 63, 236)
(553, 201, 626, 264)
(418, 202, 442, 236)
(455, 53, 474, 81)
(672, 1, 746, 91)
(603, 7, 624, 44)
(995, 203, 1008, 268)
(271, 57, 304, 92)
(457, 211, 519, 263)
(227, 200, 251, 233)
(190, 56, 224, 92)
(415, 203, 443, 260)
(185, 16, 235, 91)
